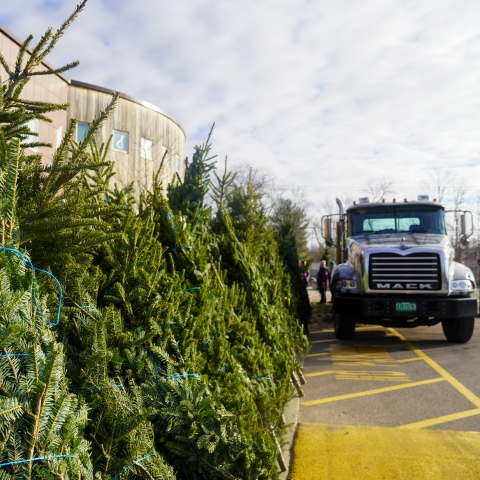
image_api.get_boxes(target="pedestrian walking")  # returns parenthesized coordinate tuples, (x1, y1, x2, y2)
(316, 260, 329, 304)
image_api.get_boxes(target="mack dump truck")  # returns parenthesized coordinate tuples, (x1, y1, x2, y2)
(322, 197, 478, 343)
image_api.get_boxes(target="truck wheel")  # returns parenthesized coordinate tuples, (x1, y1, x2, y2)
(442, 317, 475, 343)
(334, 314, 356, 340)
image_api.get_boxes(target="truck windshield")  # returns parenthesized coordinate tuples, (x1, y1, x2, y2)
(348, 206, 446, 236)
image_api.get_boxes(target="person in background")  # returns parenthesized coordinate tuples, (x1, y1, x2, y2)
(301, 260, 310, 286)
(328, 260, 336, 289)
(316, 260, 329, 304)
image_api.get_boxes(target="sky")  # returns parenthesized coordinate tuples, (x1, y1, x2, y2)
(2, 0, 480, 213)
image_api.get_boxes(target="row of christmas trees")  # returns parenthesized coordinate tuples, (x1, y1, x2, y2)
(0, 4, 309, 478)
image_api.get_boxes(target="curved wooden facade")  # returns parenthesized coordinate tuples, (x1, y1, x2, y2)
(68, 81, 186, 192)
(0, 23, 186, 190)
(0, 24, 69, 165)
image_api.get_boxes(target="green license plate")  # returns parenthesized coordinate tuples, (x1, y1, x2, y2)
(396, 302, 416, 312)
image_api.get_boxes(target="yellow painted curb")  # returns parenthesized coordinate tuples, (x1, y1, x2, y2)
(290, 423, 480, 479)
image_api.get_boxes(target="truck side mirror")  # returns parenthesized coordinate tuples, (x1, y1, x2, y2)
(460, 214, 466, 236)
(324, 218, 333, 246)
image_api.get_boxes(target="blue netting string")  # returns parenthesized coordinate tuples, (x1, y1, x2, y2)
(165, 374, 199, 380)
(0, 454, 76, 467)
(2, 70, 23, 84)
(111, 452, 157, 480)
(0, 247, 62, 326)
(0, 353, 45, 358)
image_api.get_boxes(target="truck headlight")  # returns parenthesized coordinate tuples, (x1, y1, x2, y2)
(451, 280, 474, 291)
(335, 280, 357, 289)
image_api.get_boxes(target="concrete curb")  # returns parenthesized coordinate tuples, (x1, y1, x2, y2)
(278, 392, 301, 479)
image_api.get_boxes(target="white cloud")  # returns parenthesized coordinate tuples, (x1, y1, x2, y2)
(2, 0, 480, 208)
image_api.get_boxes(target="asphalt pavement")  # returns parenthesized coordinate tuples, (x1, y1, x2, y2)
(289, 291, 480, 479)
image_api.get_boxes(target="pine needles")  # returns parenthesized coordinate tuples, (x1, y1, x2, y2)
(0, 4, 310, 478)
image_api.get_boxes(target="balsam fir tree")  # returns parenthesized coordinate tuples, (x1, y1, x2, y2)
(0, 141, 93, 478)
(0, 3, 309, 478)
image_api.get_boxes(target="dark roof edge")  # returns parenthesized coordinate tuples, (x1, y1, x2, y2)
(0, 23, 70, 83)
(347, 201, 445, 211)
(70, 79, 186, 140)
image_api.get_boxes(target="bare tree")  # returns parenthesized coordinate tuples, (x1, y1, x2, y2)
(418, 166, 450, 203)
(364, 177, 395, 202)
(451, 175, 469, 260)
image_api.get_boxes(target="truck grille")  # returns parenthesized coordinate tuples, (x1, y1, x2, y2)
(369, 253, 441, 291)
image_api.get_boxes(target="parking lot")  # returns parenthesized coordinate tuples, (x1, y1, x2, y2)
(290, 314, 480, 479)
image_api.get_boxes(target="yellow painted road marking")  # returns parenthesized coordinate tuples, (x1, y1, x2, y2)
(301, 377, 445, 406)
(305, 370, 335, 378)
(305, 370, 410, 381)
(401, 408, 480, 429)
(397, 357, 422, 363)
(335, 370, 411, 382)
(389, 328, 480, 409)
(306, 352, 329, 357)
(331, 344, 398, 367)
(290, 423, 480, 479)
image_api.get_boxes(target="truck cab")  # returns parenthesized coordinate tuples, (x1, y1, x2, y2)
(324, 198, 477, 342)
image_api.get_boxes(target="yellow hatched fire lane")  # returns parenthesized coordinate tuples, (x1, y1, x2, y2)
(290, 326, 480, 479)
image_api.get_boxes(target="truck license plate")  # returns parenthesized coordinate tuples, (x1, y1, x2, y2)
(396, 302, 416, 312)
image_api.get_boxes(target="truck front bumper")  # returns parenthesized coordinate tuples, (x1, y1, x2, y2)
(334, 295, 478, 319)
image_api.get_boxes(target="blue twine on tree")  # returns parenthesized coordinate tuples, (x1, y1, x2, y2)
(0, 247, 62, 326)
(199, 338, 210, 350)
(111, 452, 156, 480)
(0, 353, 46, 358)
(2, 70, 22, 84)
(252, 376, 274, 381)
(0, 454, 77, 467)
(183, 287, 200, 292)
(78, 306, 94, 310)
(165, 374, 198, 380)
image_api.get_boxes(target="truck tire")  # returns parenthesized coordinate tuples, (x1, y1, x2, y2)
(442, 317, 475, 343)
(334, 314, 356, 340)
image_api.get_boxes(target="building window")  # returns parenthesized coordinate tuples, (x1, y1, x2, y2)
(175, 154, 181, 173)
(24, 118, 40, 152)
(56, 126, 63, 148)
(141, 138, 153, 160)
(161, 146, 170, 166)
(113, 130, 129, 153)
(76, 122, 89, 142)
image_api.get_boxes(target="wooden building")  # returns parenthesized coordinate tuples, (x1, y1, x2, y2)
(0, 23, 186, 189)
(0, 24, 69, 165)
(68, 80, 186, 192)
